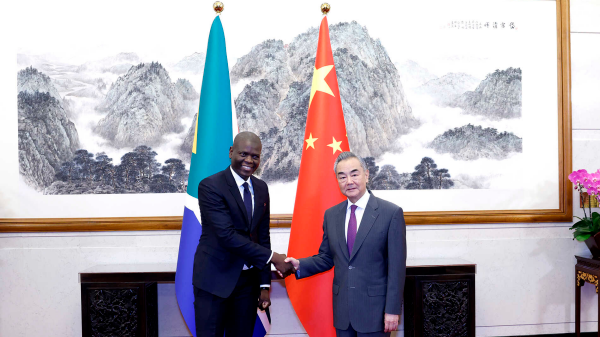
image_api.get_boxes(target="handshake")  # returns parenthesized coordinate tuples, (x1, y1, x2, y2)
(271, 253, 300, 278)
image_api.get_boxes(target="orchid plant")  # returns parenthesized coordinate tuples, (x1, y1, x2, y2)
(569, 169, 600, 241)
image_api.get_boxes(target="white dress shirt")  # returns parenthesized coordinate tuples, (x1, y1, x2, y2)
(344, 192, 371, 242)
(230, 166, 255, 215)
(229, 167, 272, 288)
(297, 192, 371, 276)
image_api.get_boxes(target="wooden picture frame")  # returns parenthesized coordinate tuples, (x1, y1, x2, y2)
(0, 0, 572, 232)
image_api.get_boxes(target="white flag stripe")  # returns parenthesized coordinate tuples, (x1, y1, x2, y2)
(185, 194, 201, 224)
(257, 309, 271, 333)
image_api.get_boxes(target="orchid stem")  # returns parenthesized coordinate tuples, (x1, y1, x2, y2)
(581, 185, 588, 219)
(589, 191, 592, 219)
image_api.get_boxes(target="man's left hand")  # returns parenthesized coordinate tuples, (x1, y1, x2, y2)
(258, 289, 271, 311)
(384, 313, 399, 332)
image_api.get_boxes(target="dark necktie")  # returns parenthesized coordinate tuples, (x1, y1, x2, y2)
(242, 182, 252, 225)
(347, 205, 358, 255)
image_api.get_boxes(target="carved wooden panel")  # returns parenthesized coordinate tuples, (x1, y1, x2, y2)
(88, 288, 139, 336)
(422, 281, 469, 337)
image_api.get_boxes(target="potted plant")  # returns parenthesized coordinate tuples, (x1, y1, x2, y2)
(569, 169, 600, 258)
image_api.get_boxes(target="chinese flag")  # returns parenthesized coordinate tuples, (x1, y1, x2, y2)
(286, 17, 349, 337)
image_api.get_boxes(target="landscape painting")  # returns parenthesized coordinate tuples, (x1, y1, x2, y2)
(1, 0, 567, 222)
(17, 22, 522, 195)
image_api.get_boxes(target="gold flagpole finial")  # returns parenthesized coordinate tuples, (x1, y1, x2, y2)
(213, 1, 224, 15)
(321, 3, 331, 15)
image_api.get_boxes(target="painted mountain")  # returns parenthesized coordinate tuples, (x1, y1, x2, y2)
(396, 60, 438, 89)
(18, 67, 80, 190)
(188, 21, 420, 182)
(414, 72, 480, 107)
(76, 52, 142, 75)
(429, 124, 522, 160)
(451, 67, 522, 120)
(95, 62, 195, 148)
(172, 52, 206, 74)
(175, 78, 199, 101)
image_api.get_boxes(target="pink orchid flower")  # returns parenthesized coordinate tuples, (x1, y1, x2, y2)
(569, 169, 589, 185)
(590, 181, 600, 194)
(568, 171, 578, 184)
(591, 171, 600, 183)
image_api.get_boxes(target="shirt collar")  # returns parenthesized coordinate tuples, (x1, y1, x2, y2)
(347, 191, 370, 210)
(230, 166, 253, 189)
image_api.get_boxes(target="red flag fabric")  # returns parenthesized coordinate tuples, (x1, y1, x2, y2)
(286, 16, 350, 337)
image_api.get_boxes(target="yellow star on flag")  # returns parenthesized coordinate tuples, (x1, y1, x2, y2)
(305, 133, 318, 150)
(309, 65, 335, 108)
(327, 137, 343, 154)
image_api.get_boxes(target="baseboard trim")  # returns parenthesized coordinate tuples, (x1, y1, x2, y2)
(476, 321, 598, 337)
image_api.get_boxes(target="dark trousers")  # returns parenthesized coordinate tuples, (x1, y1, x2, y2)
(336, 323, 391, 337)
(194, 268, 260, 337)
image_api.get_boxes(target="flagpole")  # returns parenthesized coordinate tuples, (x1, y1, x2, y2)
(175, 2, 234, 336)
(286, 3, 350, 336)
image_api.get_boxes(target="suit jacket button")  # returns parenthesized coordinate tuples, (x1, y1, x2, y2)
(348, 266, 353, 270)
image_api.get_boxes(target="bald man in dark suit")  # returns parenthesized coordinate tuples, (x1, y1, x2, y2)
(193, 131, 294, 337)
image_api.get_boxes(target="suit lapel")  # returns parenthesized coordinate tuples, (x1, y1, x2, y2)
(336, 200, 350, 261)
(225, 168, 250, 226)
(349, 195, 379, 261)
(249, 176, 264, 232)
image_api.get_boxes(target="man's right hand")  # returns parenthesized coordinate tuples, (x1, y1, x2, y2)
(271, 252, 294, 277)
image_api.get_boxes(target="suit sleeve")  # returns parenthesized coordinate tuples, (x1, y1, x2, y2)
(198, 178, 272, 269)
(385, 207, 407, 315)
(257, 184, 272, 286)
(296, 215, 335, 279)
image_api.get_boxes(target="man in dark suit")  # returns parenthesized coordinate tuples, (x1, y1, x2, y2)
(192, 131, 293, 337)
(285, 151, 407, 336)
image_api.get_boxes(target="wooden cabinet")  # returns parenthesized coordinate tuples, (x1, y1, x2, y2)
(404, 259, 476, 337)
(80, 260, 477, 336)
